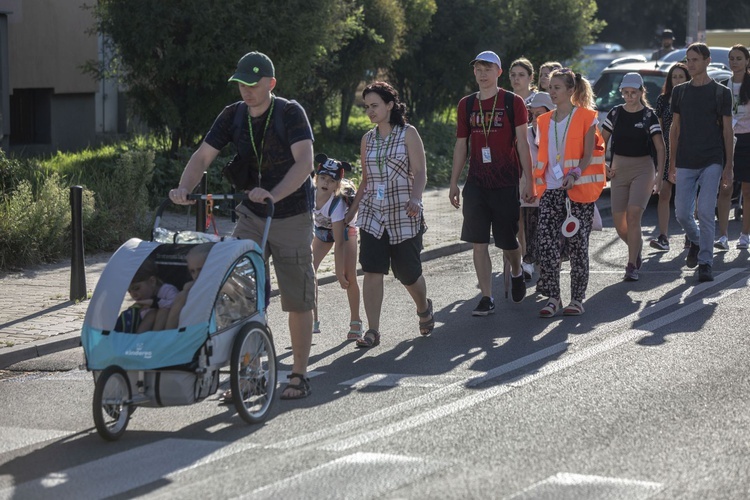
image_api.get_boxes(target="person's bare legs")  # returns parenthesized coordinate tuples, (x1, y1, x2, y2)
(311, 238, 333, 325)
(282, 309, 313, 398)
(473, 243, 492, 298)
(404, 274, 429, 317)
(717, 182, 732, 240)
(504, 247, 523, 276)
(626, 206, 645, 265)
(343, 235, 362, 329)
(656, 180, 673, 237)
(362, 272, 384, 332)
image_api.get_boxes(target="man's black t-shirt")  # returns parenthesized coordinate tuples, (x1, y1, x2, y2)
(204, 97, 314, 218)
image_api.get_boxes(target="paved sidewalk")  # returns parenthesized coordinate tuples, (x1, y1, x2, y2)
(0, 186, 611, 368)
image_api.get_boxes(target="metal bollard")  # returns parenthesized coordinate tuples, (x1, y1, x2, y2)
(69, 186, 87, 302)
(195, 172, 207, 232)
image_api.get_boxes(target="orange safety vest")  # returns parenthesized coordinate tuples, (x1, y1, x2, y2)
(532, 107, 606, 203)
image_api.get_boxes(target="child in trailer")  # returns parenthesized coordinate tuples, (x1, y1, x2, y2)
(121, 258, 179, 333)
(165, 243, 213, 330)
(311, 153, 363, 341)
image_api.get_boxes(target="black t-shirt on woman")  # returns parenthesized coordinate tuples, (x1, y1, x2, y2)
(602, 106, 662, 157)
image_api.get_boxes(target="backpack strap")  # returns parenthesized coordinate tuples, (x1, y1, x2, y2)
(328, 195, 341, 217)
(231, 96, 291, 151)
(465, 89, 517, 142)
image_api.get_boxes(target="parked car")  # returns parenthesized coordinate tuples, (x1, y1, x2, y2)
(658, 47, 731, 69)
(582, 43, 624, 55)
(593, 61, 732, 161)
(578, 51, 650, 84)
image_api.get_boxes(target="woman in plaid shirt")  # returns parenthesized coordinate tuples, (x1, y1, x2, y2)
(345, 82, 434, 348)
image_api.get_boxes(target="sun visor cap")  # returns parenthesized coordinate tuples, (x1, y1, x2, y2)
(228, 52, 275, 86)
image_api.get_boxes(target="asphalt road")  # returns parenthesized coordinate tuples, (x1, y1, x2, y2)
(1, 207, 749, 499)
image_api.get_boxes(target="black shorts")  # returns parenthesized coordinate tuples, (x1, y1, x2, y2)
(734, 133, 750, 183)
(359, 228, 423, 286)
(460, 181, 520, 250)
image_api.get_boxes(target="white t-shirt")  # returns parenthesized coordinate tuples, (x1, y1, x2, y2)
(731, 80, 750, 135)
(545, 108, 598, 189)
(312, 193, 355, 229)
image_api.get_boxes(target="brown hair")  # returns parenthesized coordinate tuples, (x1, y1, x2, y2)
(362, 81, 407, 127)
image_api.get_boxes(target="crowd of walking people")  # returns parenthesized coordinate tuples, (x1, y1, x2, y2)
(167, 41, 747, 399)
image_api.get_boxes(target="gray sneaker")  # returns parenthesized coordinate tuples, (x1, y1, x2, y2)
(624, 263, 639, 281)
(472, 296, 495, 316)
(698, 264, 714, 282)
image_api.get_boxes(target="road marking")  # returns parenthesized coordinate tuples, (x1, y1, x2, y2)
(0, 438, 257, 500)
(315, 272, 749, 451)
(341, 373, 463, 388)
(0, 427, 73, 454)
(507, 472, 663, 499)
(241, 452, 446, 499)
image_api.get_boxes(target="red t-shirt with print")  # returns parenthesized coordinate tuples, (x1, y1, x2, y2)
(456, 88, 527, 189)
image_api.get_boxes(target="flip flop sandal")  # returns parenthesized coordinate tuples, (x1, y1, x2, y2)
(280, 372, 311, 400)
(563, 300, 585, 316)
(417, 298, 435, 337)
(347, 320, 363, 341)
(539, 297, 562, 318)
(356, 329, 380, 348)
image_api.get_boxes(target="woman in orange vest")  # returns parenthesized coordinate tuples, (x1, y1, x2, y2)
(529, 68, 606, 317)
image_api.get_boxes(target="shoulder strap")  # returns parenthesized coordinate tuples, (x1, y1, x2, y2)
(232, 102, 248, 148)
(465, 92, 478, 141)
(328, 195, 341, 217)
(504, 90, 516, 141)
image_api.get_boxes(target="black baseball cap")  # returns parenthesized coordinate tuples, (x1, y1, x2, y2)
(228, 52, 275, 86)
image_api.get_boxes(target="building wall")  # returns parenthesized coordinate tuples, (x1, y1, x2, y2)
(0, 0, 107, 153)
(6, 0, 97, 93)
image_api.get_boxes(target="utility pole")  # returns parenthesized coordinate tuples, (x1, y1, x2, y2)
(686, 0, 706, 45)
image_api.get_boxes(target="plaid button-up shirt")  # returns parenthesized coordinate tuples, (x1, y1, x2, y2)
(357, 125, 423, 244)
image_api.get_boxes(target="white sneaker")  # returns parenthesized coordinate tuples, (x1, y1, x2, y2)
(738, 234, 750, 249)
(714, 235, 729, 251)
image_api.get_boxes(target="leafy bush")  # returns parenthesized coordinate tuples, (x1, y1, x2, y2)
(0, 173, 95, 270)
(84, 150, 156, 249)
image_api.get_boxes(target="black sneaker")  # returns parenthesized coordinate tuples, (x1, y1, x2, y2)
(686, 242, 700, 269)
(511, 275, 526, 303)
(472, 296, 495, 316)
(698, 263, 714, 282)
(650, 234, 670, 251)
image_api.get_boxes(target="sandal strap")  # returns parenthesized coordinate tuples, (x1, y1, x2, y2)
(417, 298, 433, 318)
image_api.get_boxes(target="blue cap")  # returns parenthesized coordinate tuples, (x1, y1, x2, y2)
(470, 51, 502, 69)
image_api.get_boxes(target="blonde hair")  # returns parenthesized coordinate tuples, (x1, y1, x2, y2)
(550, 69, 596, 110)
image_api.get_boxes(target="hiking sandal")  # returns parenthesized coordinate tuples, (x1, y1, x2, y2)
(563, 300, 585, 316)
(356, 329, 380, 348)
(539, 297, 562, 318)
(280, 372, 311, 400)
(347, 320, 363, 341)
(417, 298, 435, 336)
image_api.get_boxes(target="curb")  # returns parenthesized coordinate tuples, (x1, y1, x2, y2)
(0, 332, 81, 369)
(0, 241, 474, 369)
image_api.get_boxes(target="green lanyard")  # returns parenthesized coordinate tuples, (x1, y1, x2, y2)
(553, 107, 575, 164)
(478, 90, 499, 147)
(247, 97, 275, 186)
(374, 127, 393, 175)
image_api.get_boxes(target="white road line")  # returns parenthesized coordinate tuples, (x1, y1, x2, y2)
(317, 273, 749, 451)
(0, 427, 73, 455)
(507, 472, 663, 500)
(270, 269, 744, 451)
(240, 452, 446, 500)
(0, 438, 256, 500)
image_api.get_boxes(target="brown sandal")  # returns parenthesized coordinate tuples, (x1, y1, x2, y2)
(417, 298, 435, 336)
(280, 372, 311, 400)
(356, 329, 380, 348)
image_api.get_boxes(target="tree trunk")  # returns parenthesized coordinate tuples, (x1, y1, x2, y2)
(337, 82, 359, 142)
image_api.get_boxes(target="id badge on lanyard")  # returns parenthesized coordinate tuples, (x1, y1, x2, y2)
(481, 147, 492, 163)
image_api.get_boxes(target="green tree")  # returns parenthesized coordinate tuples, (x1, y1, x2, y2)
(85, 0, 356, 154)
(323, 0, 408, 140)
(391, 0, 603, 122)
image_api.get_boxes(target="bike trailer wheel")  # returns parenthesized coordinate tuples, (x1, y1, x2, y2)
(93, 366, 132, 441)
(230, 322, 277, 424)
